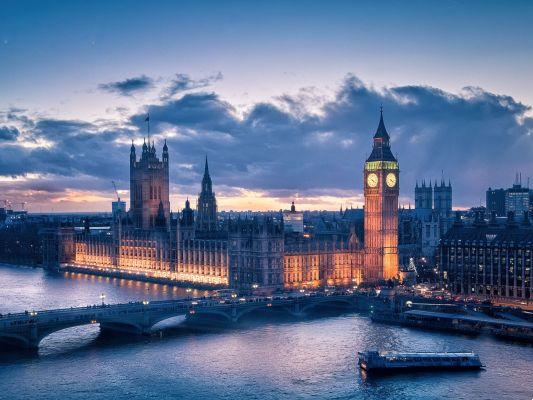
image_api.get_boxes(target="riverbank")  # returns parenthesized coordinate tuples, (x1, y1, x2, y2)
(369, 299, 533, 343)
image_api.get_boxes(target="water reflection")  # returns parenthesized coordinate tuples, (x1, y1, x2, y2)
(1, 264, 532, 400)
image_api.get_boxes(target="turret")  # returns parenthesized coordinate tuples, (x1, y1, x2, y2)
(130, 141, 136, 165)
(162, 139, 168, 164)
(155, 200, 166, 230)
(196, 156, 218, 234)
(202, 156, 212, 193)
(142, 138, 148, 154)
(178, 198, 195, 241)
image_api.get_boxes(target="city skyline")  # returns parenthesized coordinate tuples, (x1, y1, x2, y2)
(1, 0, 532, 212)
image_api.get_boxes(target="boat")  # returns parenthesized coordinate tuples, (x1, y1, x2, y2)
(358, 351, 483, 373)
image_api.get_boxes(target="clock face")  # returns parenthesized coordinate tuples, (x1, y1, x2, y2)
(386, 172, 397, 187)
(367, 173, 378, 188)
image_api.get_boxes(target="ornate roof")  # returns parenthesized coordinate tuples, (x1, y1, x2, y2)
(366, 110, 397, 163)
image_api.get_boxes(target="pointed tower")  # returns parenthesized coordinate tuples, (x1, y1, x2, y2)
(177, 198, 195, 242)
(162, 139, 169, 164)
(129, 120, 170, 230)
(363, 108, 399, 282)
(155, 200, 167, 229)
(196, 156, 218, 233)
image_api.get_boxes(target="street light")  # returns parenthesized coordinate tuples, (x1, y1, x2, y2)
(142, 300, 150, 305)
(100, 293, 106, 306)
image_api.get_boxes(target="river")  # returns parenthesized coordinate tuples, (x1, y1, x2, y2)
(0, 264, 531, 400)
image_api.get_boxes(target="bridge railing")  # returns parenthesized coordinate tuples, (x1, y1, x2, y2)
(0, 292, 357, 324)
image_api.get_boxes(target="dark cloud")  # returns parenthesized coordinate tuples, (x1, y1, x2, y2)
(161, 72, 223, 99)
(2, 75, 532, 210)
(0, 126, 19, 141)
(99, 75, 154, 96)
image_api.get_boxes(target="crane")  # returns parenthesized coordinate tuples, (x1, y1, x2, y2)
(111, 181, 120, 202)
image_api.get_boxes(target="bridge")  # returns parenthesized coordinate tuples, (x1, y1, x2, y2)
(0, 293, 359, 350)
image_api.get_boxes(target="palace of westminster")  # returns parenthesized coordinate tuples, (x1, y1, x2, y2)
(40, 110, 532, 299)
(43, 111, 400, 291)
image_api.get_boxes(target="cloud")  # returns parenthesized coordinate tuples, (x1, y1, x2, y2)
(160, 72, 223, 99)
(1, 74, 532, 211)
(0, 126, 19, 141)
(98, 75, 154, 96)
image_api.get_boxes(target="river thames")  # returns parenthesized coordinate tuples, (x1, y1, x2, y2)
(0, 264, 531, 400)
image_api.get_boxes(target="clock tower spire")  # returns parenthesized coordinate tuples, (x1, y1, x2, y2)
(363, 108, 399, 282)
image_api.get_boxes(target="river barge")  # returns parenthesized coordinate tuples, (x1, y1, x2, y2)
(358, 351, 483, 373)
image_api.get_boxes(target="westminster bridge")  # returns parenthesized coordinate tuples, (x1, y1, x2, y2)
(0, 293, 361, 350)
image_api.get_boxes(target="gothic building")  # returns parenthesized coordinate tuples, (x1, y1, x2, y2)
(196, 157, 218, 234)
(129, 139, 170, 230)
(434, 179, 453, 222)
(44, 109, 404, 291)
(412, 178, 454, 258)
(363, 109, 399, 281)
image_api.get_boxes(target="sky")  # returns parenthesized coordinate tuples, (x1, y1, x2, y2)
(0, 0, 532, 212)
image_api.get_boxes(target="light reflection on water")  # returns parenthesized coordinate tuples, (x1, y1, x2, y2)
(0, 264, 532, 400)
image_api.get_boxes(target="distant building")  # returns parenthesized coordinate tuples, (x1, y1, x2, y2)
(411, 179, 454, 260)
(414, 180, 433, 218)
(505, 183, 529, 216)
(486, 187, 506, 217)
(439, 210, 532, 300)
(283, 201, 304, 233)
(434, 179, 453, 231)
(486, 176, 531, 218)
(112, 200, 126, 221)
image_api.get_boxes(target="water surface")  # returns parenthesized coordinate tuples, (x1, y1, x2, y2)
(0, 264, 531, 400)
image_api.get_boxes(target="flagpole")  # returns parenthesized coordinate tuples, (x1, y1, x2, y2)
(146, 113, 150, 145)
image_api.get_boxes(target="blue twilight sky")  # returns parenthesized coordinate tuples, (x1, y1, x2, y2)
(0, 0, 532, 212)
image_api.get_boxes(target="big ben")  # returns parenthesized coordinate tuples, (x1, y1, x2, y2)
(363, 108, 399, 282)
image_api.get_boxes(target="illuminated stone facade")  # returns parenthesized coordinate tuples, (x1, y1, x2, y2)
(46, 111, 403, 289)
(364, 110, 399, 281)
(284, 240, 363, 289)
(129, 140, 170, 230)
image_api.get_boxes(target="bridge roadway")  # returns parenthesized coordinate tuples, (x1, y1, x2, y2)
(0, 293, 359, 350)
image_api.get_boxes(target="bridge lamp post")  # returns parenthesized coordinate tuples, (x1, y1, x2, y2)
(142, 300, 150, 306)
(100, 293, 106, 306)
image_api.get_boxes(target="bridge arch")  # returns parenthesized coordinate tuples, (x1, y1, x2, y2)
(300, 297, 355, 314)
(0, 333, 31, 350)
(234, 303, 274, 322)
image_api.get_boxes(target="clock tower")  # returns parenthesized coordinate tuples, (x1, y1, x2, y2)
(363, 108, 399, 282)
